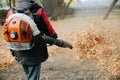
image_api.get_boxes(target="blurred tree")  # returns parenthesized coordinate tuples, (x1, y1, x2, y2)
(50, 0, 64, 21)
(13, 0, 16, 7)
(0, 0, 2, 8)
(50, 0, 73, 21)
(6, 0, 18, 8)
(9, 0, 12, 8)
(0, 0, 8, 8)
(62, 0, 73, 19)
(104, 0, 118, 19)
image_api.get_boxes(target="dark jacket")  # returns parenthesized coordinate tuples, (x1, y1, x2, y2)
(7, 1, 57, 65)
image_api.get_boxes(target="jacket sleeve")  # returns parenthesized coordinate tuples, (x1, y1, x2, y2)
(35, 8, 58, 39)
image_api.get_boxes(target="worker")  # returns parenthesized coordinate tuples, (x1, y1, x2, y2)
(5, 0, 58, 80)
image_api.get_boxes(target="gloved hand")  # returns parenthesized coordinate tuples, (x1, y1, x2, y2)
(50, 32, 58, 39)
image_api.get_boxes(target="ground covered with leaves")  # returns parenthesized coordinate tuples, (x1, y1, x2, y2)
(0, 15, 120, 80)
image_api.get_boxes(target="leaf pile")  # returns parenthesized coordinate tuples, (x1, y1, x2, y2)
(0, 42, 16, 69)
(71, 27, 120, 76)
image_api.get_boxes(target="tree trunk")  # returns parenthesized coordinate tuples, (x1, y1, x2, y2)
(62, 0, 73, 19)
(50, 0, 64, 21)
(9, 0, 12, 8)
(0, 1, 2, 8)
(103, 0, 118, 19)
(13, 0, 15, 7)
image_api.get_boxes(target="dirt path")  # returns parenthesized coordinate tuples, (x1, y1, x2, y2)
(0, 15, 120, 80)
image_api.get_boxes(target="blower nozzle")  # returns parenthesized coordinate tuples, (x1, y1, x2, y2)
(43, 36, 73, 49)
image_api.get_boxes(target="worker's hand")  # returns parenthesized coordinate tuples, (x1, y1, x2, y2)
(50, 32, 58, 39)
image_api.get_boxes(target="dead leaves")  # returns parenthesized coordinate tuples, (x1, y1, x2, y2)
(71, 27, 120, 76)
(0, 41, 16, 69)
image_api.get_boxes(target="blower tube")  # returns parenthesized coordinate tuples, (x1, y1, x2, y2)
(42, 35, 73, 49)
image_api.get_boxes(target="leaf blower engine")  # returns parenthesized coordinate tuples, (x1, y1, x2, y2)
(2, 13, 73, 51)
